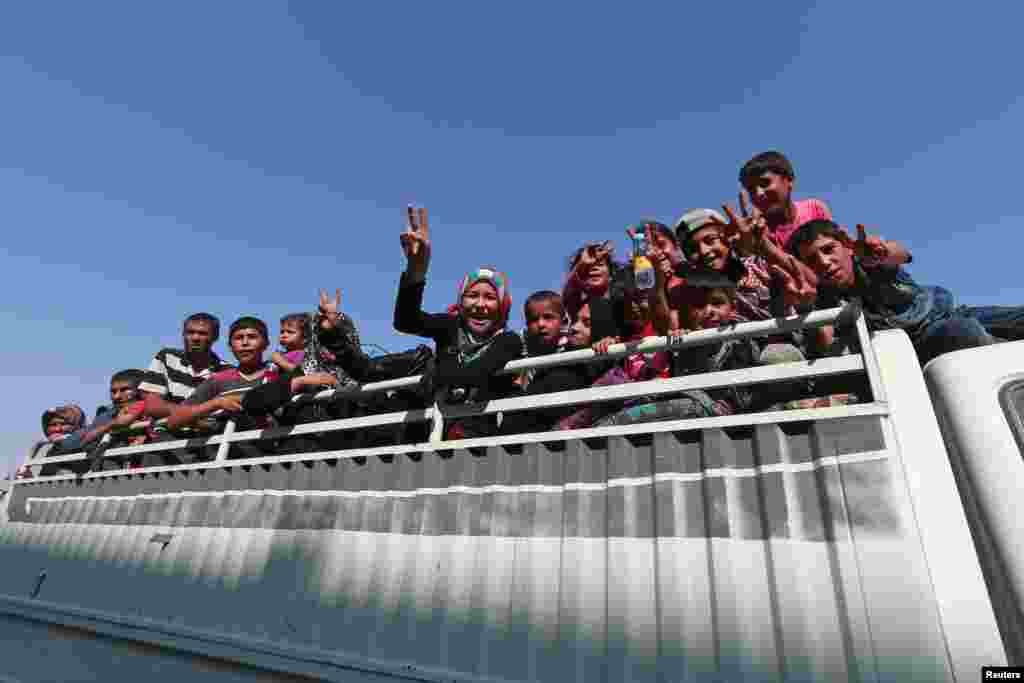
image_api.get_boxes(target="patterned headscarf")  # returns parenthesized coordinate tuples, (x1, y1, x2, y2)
(454, 267, 512, 325)
(41, 404, 86, 436)
(452, 267, 512, 366)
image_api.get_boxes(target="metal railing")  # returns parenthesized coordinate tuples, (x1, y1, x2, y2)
(18, 306, 878, 478)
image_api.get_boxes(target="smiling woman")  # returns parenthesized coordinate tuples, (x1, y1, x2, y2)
(394, 206, 523, 439)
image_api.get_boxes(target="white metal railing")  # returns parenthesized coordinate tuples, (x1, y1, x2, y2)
(18, 306, 877, 478)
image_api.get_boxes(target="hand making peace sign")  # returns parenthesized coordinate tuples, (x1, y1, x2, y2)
(641, 223, 674, 281)
(721, 191, 767, 256)
(573, 240, 613, 279)
(400, 205, 432, 279)
(318, 288, 342, 331)
(843, 224, 890, 267)
(770, 255, 817, 309)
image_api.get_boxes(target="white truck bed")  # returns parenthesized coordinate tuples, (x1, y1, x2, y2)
(0, 314, 1009, 682)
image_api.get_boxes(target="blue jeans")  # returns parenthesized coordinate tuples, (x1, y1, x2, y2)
(915, 315, 994, 365)
(959, 305, 1024, 341)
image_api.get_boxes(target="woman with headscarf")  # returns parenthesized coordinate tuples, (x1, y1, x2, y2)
(395, 206, 523, 439)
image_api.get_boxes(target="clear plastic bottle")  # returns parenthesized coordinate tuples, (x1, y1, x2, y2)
(632, 230, 656, 291)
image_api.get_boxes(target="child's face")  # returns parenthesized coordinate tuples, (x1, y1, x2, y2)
(576, 249, 611, 291)
(797, 235, 855, 288)
(461, 281, 501, 336)
(742, 171, 793, 217)
(230, 327, 268, 367)
(651, 231, 678, 260)
(525, 301, 563, 346)
(279, 321, 305, 351)
(109, 380, 139, 409)
(45, 417, 68, 438)
(183, 320, 216, 354)
(688, 288, 737, 329)
(687, 226, 729, 271)
(569, 303, 593, 348)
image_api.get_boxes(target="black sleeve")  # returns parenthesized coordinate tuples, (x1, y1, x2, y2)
(319, 329, 375, 382)
(525, 365, 590, 397)
(433, 332, 523, 388)
(394, 274, 454, 340)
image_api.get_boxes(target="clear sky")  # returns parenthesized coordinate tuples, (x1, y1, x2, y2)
(3, 2, 1023, 473)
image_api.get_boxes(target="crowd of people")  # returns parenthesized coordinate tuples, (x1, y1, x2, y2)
(25, 149, 1024, 475)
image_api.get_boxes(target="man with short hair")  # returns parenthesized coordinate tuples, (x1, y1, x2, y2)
(139, 312, 230, 418)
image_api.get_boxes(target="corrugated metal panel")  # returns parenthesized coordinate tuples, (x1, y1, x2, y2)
(0, 415, 965, 681)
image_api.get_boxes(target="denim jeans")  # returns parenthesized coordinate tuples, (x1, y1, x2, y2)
(915, 315, 994, 365)
(958, 305, 1024, 341)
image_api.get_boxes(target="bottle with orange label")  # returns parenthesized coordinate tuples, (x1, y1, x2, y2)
(630, 227, 656, 291)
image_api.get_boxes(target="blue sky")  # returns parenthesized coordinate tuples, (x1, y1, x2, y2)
(2, 2, 1022, 472)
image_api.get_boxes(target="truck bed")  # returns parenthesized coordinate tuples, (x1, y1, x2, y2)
(0, 315, 1007, 682)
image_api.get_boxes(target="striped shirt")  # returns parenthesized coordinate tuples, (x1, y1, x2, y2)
(139, 348, 231, 403)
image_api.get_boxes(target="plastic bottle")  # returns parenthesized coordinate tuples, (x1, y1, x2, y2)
(632, 229, 656, 291)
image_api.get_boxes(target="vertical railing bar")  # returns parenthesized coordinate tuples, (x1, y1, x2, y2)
(213, 420, 237, 462)
(855, 312, 888, 403)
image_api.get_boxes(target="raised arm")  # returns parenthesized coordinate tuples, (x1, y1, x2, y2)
(394, 205, 451, 338)
(722, 193, 820, 288)
(639, 224, 675, 337)
(846, 224, 911, 268)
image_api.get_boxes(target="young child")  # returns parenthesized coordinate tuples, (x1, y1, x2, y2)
(270, 313, 309, 374)
(787, 219, 1004, 365)
(719, 151, 831, 290)
(270, 310, 347, 394)
(396, 206, 523, 440)
(562, 240, 623, 320)
(501, 292, 607, 434)
(674, 208, 807, 365)
(592, 283, 762, 427)
(736, 151, 832, 254)
(552, 298, 648, 431)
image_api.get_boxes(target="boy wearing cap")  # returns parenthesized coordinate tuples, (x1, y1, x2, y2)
(674, 208, 807, 366)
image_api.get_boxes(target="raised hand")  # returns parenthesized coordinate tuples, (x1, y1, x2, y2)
(592, 336, 620, 355)
(847, 224, 889, 267)
(574, 240, 612, 278)
(770, 255, 816, 309)
(400, 205, 432, 278)
(721, 191, 767, 256)
(642, 224, 673, 280)
(318, 288, 342, 331)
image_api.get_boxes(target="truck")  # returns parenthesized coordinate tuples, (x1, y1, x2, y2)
(0, 305, 1019, 682)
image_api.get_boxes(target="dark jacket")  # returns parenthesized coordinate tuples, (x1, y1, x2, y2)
(394, 274, 523, 403)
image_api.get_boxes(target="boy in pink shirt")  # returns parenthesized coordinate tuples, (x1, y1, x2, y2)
(738, 150, 832, 251)
(721, 150, 830, 299)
